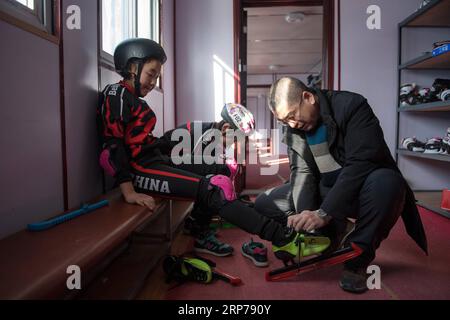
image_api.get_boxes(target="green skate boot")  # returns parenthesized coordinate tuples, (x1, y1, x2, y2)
(273, 233, 331, 263)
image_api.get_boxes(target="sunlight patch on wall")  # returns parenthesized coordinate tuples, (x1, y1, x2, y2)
(213, 54, 235, 122)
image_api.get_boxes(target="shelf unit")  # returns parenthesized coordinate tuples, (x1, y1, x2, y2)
(415, 191, 450, 219)
(397, 149, 450, 163)
(398, 100, 450, 112)
(396, 0, 450, 218)
(399, 50, 450, 69)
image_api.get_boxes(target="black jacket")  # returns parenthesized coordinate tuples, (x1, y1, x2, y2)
(283, 89, 428, 254)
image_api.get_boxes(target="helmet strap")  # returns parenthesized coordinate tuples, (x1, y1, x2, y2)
(215, 120, 227, 130)
(134, 60, 144, 97)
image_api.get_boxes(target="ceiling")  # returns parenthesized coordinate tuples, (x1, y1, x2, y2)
(246, 6, 323, 75)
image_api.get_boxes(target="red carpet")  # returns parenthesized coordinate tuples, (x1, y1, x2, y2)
(371, 206, 450, 299)
(164, 161, 450, 299)
(164, 207, 450, 300)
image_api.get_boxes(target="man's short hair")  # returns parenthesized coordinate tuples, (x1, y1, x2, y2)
(268, 77, 311, 112)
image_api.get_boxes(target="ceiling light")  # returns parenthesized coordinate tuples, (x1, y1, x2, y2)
(285, 11, 305, 23)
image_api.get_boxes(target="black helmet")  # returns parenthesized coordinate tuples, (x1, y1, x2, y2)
(114, 38, 167, 74)
(114, 38, 167, 96)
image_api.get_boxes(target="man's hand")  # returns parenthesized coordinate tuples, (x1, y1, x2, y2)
(124, 192, 156, 211)
(287, 210, 330, 232)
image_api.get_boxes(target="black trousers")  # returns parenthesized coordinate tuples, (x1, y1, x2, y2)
(130, 159, 290, 244)
(131, 160, 229, 230)
(254, 168, 406, 268)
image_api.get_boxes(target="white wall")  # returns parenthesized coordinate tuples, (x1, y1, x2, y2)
(0, 20, 63, 239)
(338, 0, 450, 190)
(339, 0, 422, 155)
(162, 0, 175, 131)
(63, 0, 103, 209)
(175, 0, 235, 125)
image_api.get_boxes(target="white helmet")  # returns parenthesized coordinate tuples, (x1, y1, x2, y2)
(221, 103, 255, 134)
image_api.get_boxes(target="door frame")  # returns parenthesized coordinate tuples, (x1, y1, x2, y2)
(233, 0, 335, 100)
(233, 0, 335, 189)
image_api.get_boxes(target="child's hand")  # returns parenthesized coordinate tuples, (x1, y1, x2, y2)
(125, 192, 156, 211)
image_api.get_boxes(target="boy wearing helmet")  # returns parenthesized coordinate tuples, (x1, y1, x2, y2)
(97, 38, 302, 259)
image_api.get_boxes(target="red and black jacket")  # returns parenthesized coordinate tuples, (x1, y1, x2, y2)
(97, 81, 170, 184)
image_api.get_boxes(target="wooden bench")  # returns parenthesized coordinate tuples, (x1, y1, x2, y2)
(0, 189, 193, 300)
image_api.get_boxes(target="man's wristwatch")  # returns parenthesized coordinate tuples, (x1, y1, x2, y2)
(316, 208, 332, 222)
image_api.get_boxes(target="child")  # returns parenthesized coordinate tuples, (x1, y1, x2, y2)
(97, 38, 300, 260)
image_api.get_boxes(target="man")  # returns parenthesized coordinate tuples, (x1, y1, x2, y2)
(255, 77, 428, 293)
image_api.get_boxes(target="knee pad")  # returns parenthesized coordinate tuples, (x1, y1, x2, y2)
(209, 175, 236, 201)
(225, 157, 239, 180)
(99, 148, 116, 177)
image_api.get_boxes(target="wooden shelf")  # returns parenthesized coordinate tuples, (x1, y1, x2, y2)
(398, 100, 450, 112)
(415, 191, 450, 219)
(399, 50, 450, 69)
(399, 0, 450, 27)
(397, 149, 450, 162)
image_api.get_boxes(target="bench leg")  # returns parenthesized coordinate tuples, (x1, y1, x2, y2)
(166, 200, 173, 241)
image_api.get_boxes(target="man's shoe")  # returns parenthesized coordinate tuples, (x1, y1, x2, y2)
(339, 267, 369, 294)
(241, 239, 268, 267)
(272, 232, 331, 262)
(194, 230, 234, 257)
(321, 219, 356, 256)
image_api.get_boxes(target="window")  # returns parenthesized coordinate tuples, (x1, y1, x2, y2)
(15, 0, 34, 10)
(101, 0, 160, 57)
(0, 0, 55, 36)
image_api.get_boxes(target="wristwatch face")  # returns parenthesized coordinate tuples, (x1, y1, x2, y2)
(316, 209, 328, 218)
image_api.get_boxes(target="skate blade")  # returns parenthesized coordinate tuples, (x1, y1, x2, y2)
(266, 243, 363, 282)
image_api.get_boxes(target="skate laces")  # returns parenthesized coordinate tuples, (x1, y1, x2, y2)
(273, 233, 331, 262)
(299, 234, 331, 258)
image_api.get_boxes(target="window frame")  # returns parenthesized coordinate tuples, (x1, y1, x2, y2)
(99, 0, 162, 88)
(0, 0, 57, 43)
